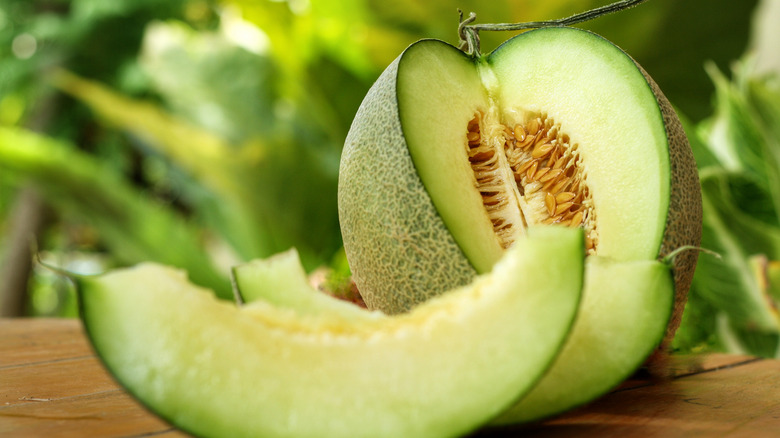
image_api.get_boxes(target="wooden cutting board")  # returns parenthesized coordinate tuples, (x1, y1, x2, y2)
(1, 318, 778, 437)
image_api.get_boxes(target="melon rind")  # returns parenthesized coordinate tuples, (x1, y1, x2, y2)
(338, 50, 477, 313)
(639, 65, 702, 345)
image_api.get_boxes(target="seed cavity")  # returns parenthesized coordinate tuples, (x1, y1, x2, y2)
(466, 111, 526, 249)
(466, 111, 598, 253)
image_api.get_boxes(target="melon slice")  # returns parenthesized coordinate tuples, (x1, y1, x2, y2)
(78, 227, 583, 438)
(234, 243, 674, 424)
(493, 256, 674, 424)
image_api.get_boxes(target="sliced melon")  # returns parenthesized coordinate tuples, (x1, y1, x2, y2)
(78, 227, 583, 438)
(338, 27, 701, 319)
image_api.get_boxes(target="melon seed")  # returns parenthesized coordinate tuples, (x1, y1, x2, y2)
(465, 111, 598, 253)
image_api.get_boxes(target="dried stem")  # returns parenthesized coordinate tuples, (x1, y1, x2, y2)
(0, 187, 52, 316)
(459, 0, 650, 57)
(662, 246, 720, 266)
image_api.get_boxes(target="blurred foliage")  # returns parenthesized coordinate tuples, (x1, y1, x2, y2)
(0, 0, 768, 318)
(0, 126, 229, 296)
(674, 60, 780, 358)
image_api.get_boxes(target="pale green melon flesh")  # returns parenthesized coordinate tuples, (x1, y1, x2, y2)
(397, 28, 671, 271)
(234, 241, 674, 425)
(492, 256, 674, 425)
(78, 227, 583, 438)
(397, 43, 502, 272)
(489, 28, 670, 261)
(231, 248, 376, 320)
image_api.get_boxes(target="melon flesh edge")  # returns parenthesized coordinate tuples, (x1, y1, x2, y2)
(79, 227, 584, 438)
(231, 248, 377, 320)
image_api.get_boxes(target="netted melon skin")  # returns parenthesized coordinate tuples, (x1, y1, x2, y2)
(639, 65, 703, 347)
(337, 54, 477, 314)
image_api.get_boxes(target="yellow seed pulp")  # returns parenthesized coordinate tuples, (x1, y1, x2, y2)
(466, 112, 598, 253)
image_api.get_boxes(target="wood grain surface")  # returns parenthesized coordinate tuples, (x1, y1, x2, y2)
(1, 318, 779, 437)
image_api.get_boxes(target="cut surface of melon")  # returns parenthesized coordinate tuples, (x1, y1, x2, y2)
(78, 227, 583, 438)
(397, 28, 670, 272)
(338, 26, 698, 316)
(236, 244, 675, 425)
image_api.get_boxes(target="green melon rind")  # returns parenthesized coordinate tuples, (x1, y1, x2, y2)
(490, 256, 674, 425)
(638, 64, 703, 346)
(337, 48, 477, 313)
(77, 227, 584, 438)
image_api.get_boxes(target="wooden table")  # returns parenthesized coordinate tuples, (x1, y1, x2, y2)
(2, 318, 779, 437)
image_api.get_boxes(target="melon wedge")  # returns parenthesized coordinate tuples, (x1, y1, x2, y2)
(78, 227, 583, 438)
(492, 257, 674, 424)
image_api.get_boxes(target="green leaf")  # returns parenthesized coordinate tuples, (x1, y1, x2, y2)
(680, 60, 780, 358)
(748, 75, 780, 144)
(717, 314, 780, 358)
(704, 63, 780, 221)
(0, 126, 231, 299)
(703, 171, 780, 255)
(693, 168, 780, 333)
(51, 69, 342, 268)
(705, 64, 767, 176)
(672, 290, 720, 354)
(746, 75, 780, 209)
(52, 70, 241, 198)
(51, 69, 280, 260)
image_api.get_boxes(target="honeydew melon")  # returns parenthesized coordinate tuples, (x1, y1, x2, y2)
(78, 227, 583, 438)
(338, 26, 701, 334)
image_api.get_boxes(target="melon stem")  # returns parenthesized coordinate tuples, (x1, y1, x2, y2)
(458, 0, 650, 58)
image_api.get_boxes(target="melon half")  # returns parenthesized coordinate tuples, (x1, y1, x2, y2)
(338, 27, 701, 330)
